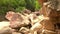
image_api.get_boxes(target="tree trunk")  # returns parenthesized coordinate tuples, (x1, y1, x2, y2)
(38, 0, 60, 34)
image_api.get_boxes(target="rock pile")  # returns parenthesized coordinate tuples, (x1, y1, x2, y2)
(0, 0, 60, 33)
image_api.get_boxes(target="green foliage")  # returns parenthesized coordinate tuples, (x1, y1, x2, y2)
(0, 0, 41, 15)
(25, 0, 35, 12)
(0, 0, 26, 15)
(35, 0, 41, 10)
(15, 7, 25, 12)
